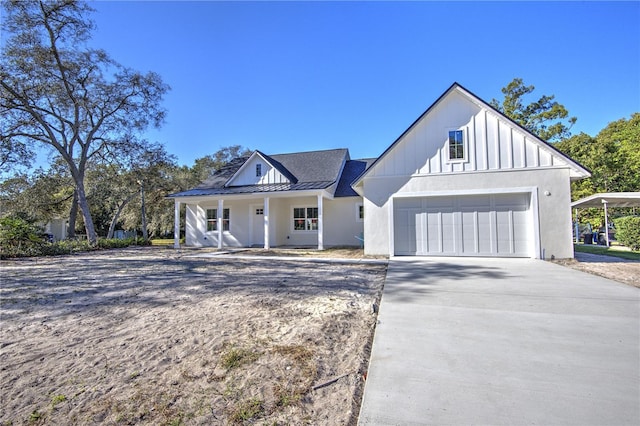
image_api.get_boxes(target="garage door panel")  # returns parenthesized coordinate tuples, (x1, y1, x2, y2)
(461, 210, 479, 254)
(440, 211, 456, 254)
(477, 210, 493, 254)
(394, 193, 532, 257)
(394, 209, 417, 255)
(425, 211, 441, 253)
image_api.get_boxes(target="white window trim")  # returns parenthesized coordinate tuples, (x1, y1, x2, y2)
(205, 207, 231, 232)
(446, 128, 467, 163)
(356, 203, 364, 222)
(291, 205, 319, 233)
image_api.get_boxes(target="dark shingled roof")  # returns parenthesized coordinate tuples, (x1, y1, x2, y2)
(169, 148, 361, 198)
(335, 158, 377, 197)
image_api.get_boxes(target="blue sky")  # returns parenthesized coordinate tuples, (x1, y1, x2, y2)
(88, 0, 639, 166)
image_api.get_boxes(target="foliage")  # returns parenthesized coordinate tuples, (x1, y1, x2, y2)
(0, 234, 149, 259)
(1, 0, 169, 244)
(613, 216, 640, 251)
(0, 216, 43, 252)
(556, 114, 640, 197)
(555, 114, 639, 224)
(0, 161, 74, 223)
(490, 78, 576, 141)
(191, 145, 252, 183)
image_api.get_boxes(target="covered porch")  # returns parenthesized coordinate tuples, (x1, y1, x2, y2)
(172, 190, 332, 250)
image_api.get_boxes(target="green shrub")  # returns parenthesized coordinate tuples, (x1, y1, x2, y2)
(0, 232, 151, 259)
(614, 216, 640, 251)
(0, 216, 44, 257)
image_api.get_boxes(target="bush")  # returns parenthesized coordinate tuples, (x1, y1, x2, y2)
(0, 232, 151, 259)
(613, 216, 640, 251)
(0, 217, 44, 257)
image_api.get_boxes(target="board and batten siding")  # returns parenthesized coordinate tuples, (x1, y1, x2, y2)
(368, 90, 567, 178)
(228, 155, 290, 186)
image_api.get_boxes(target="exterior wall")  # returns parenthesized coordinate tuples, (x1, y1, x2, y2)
(363, 168, 574, 259)
(185, 203, 203, 246)
(324, 197, 364, 247)
(367, 90, 570, 179)
(229, 155, 290, 186)
(185, 200, 254, 247)
(182, 195, 364, 248)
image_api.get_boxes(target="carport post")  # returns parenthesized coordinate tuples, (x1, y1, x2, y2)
(574, 208, 579, 243)
(602, 199, 610, 247)
(174, 200, 181, 249)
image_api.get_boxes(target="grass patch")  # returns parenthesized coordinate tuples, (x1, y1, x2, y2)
(50, 394, 66, 408)
(220, 346, 261, 370)
(151, 238, 184, 246)
(575, 244, 640, 261)
(271, 344, 317, 408)
(229, 398, 264, 424)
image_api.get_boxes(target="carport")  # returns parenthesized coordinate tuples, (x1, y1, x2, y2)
(571, 192, 640, 246)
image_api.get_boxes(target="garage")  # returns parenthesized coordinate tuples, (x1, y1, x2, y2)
(393, 193, 533, 257)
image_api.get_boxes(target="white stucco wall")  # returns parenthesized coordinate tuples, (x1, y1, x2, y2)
(362, 168, 574, 259)
(183, 195, 364, 249)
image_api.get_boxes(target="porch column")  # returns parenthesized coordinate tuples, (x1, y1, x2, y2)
(263, 197, 270, 250)
(174, 200, 181, 248)
(317, 194, 324, 250)
(217, 199, 224, 249)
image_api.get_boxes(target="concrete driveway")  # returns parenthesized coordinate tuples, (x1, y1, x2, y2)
(359, 257, 640, 425)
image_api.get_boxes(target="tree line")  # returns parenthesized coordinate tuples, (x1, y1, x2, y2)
(1, 1, 638, 245)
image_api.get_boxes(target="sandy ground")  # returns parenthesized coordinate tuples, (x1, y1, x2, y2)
(553, 252, 640, 288)
(0, 247, 387, 425)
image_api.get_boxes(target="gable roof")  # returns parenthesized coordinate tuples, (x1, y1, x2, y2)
(224, 150, 298, 186)
(352, 82, 591, 188)
(169, 148, 353, 198)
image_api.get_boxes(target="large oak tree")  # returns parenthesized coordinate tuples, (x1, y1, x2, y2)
(0, 0, 169, 244)
(491, 78, 576, 142)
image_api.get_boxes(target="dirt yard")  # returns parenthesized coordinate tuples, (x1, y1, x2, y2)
(0, 247, 387, 425)
(553, 252, 640, 288)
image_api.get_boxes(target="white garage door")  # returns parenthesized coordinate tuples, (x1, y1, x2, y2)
(394, 193, 532, 257)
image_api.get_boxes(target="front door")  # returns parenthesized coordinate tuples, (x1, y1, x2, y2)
(251, 204, 265, 247)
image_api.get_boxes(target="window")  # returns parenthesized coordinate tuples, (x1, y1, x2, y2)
(256, 208, 264, 215)
(256, 163, 262, 177)
(293, 207, 318, 231)
(206, 208, 230, 231)
(356, 203, 364, 222)
(448, 130, 465, 161)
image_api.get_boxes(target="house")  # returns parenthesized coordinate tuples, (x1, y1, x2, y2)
(169, 149, 374, 250)
(169, 83, 590, 259)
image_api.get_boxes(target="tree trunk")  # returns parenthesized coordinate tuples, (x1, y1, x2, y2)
(107, 193, 137, 239)
(75, 180, 98, 245)
(67, 189, 78, 239)
(140, 183, 148, 240)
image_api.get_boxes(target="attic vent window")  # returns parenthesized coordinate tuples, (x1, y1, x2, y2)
(448, 130, 465, 161)
(256, 164, 262, 177)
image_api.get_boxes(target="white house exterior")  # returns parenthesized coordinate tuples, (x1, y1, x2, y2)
(169, 149, 371, 250)
(352, 83, 590, 259)
(170, 83, 589, 259)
